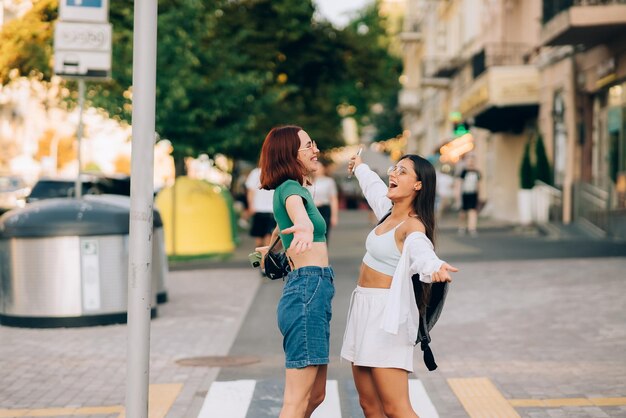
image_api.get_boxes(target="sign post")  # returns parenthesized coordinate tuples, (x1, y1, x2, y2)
(126, 1, 157, 417)
(54, 0, 112, 197)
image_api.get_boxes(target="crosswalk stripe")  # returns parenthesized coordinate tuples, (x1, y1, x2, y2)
(197, 379, 256, 418)
(311, 379, 342, 418)
(409, 379, 440, 418)
(199, 379, 438, 417)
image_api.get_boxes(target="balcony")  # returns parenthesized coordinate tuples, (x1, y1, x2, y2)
(399, 21, 422, 43)
(423, 56, 465, 78)
(459, 66, 540, 133)
(541, 0, 626, 47)
(471, 43, 530, 79)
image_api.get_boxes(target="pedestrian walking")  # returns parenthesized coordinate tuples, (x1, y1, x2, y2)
(307, 160, 339, 242)
(435, 165, 455, 216)
(456, 154, 481, 236)
(246, 166, 276, 248)
(342, 153, 457, 418)
(257, 125, 335, 418)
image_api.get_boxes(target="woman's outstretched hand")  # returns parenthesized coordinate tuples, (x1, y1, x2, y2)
(281, 224, 313, 255)
(347, 152, 363, 175)
(431, 263, 459, 283)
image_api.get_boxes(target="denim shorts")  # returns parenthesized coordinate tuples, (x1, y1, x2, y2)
(277, 266, 335, 369)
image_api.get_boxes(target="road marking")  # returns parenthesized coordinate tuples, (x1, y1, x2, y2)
(197, 379, 256, 418)
(311, 379, 341, 418)
(117, 383, 183, 418)
(448, 377, 521, 418)
(0, 406, 124, 417)
(409, 379, 439, 418)
(510, 397, 626, 407)
(0, 384, 181, 418)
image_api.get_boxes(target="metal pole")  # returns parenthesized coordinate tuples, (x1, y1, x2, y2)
(126, 0, 157, 417)
(75, 79, 85, 198)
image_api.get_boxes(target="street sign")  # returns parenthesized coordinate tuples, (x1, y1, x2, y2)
(54, 22, 111, 79)
(59, 0, 109, 23)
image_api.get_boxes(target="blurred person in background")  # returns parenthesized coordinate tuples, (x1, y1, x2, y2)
(455, 154, 481, 236)
(344, 152, 457, 418)
(435, 164, 455, 217)
(246, 166, 276, 248)
(257, 125, 335, 418)
(307, 160, 339, 242)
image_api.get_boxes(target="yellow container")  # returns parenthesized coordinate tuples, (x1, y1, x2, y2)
(155, 177, 235, 256)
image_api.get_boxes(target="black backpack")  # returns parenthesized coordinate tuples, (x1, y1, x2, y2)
(378, 212, 449, 371)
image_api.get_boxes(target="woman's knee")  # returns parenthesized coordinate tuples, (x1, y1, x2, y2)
(359, 396, 384, 416)
(308, 390, 325, 410)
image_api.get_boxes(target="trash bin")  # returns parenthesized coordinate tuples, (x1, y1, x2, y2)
(155, 176, 236, 256)
(84, 194, 169, 304)
(0, 197, 159, 328)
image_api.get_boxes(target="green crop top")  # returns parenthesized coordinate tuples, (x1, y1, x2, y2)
(273, 179, 327, 249)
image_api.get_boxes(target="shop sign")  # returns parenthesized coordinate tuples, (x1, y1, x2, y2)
(596, 57, 616, 89)
(490, 67, 540, 106)
(459, 78, 489, 116)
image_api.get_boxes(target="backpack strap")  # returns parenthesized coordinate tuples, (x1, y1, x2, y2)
(383, 210, 442, 371)
(418, 307, 437, 371)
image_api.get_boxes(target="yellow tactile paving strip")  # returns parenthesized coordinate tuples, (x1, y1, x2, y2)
(0, 383, 182, 418)
(510, 397, 626, 407)
(448, 377, 522, 418)
(449, 377, 626, 417)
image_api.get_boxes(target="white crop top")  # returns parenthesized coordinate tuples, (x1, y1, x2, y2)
(362, 221, 404, 276)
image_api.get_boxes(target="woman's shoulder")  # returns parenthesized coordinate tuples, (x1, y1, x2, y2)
(403, 216, 426, 235)
(276, 179, 303, 191)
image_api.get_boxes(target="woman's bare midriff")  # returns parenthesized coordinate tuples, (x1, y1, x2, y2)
(358, 263, 393, 288)
(287, 242, 329, 269)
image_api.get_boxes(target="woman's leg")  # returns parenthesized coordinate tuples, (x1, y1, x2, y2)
(352, 365, 386, 418)
(371, 367, 418, 418)
(280, 365, 323, 418)
(304, 365, 328, 418)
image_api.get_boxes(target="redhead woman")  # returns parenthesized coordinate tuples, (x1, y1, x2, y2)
(257, 125, 334, 418)
(342, 153, 458, 418)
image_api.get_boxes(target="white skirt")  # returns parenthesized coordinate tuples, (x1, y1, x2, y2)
(341, 286, 415, 372)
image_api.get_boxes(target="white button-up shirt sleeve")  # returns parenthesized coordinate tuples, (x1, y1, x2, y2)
(381, 232, 445, 342)
(354, 163, 392, 220)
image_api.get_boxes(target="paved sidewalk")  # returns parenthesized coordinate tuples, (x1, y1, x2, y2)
(0, 269, 261, 418)
(1, 209, 625, 418)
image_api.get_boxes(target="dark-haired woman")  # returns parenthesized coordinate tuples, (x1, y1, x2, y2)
(258, 126, 334, 418)
(342, 154, 458, 418)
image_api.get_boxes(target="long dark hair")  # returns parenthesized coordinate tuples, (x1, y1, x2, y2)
(400, 154, 437, 315)
(400, 154, 437, 246)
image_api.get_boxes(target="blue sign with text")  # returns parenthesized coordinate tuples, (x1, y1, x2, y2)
(67, 0, 102, 7)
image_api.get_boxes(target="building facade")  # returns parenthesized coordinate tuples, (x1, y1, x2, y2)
(399, 0, 626, 236)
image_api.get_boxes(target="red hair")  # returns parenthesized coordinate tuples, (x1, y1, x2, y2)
(259, 125, 307, 190)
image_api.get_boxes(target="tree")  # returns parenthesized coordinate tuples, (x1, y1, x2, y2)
(520, 140, 535, 189)
(0, 0, 403, 164)
(0, 0, 57, 84)
(534, 134, 552, 185)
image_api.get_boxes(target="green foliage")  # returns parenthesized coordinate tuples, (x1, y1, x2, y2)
(0, 0, 57, 83)
(534, 134, 552, 185)
(520, 140, 535, 189)
(0, 0, 402, 163)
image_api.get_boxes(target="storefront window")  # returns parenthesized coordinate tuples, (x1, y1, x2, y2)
(607, 83, 625, 185)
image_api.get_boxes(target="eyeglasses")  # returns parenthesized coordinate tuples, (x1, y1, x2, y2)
(298, 141, 317, 152)
(387, 165, 416, 177)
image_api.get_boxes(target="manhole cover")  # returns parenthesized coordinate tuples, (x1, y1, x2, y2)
(176, 355, 260, 367)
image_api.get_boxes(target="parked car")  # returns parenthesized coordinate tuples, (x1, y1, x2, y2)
(26, 175, 131, 204)
(0, 175, 31, 214)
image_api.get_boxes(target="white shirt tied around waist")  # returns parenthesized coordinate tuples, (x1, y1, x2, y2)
(354, 164, 445, 343)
